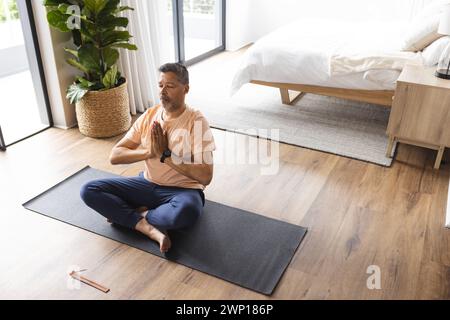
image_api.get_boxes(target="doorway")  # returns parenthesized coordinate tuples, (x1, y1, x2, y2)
(0, 0, 52, 151)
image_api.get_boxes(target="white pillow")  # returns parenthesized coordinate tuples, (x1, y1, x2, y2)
(402, 14, 443, 51)
(422, 36, 450, 66)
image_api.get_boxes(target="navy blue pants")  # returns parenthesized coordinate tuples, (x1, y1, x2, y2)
(80, 172, 205, 230)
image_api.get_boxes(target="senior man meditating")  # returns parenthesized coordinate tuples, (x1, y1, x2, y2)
(80, 63, 216, 253)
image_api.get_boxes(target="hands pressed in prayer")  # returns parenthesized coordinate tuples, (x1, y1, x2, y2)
(150, 121, 169, 158)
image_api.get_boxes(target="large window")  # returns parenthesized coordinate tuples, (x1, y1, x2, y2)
(169, 0, 225, 66)
(0, 0, 51, 150)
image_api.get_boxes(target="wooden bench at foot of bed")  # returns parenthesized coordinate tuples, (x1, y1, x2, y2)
(250, 80, 394, 107)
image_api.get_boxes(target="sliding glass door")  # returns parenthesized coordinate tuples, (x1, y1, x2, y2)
(169, 0, 225, 66)
(0, 0, 51, 150)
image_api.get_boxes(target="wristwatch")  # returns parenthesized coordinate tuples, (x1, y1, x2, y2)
(160, 149, 172, 163)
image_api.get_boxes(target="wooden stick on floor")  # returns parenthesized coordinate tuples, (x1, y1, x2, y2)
(69, 271, 110, 293)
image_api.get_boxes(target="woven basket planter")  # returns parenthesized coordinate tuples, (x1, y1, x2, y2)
(75, 80, 131, 138)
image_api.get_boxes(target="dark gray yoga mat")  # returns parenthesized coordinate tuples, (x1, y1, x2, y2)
(23, 166, 307, 295)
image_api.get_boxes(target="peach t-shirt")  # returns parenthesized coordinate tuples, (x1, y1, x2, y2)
(125, 104, 216, 190)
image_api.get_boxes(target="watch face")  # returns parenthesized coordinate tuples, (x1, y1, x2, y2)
(164, 150, 171, 157)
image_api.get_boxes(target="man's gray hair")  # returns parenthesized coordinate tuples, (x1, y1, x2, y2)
(158, 62, 189, 85)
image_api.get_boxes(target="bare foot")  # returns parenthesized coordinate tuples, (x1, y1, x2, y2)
(135, 218, 171, 253)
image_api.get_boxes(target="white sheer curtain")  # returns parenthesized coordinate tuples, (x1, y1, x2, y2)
(118, 0, 172, 115)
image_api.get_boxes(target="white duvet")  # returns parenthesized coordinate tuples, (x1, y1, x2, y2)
(231, 18, 424, 94)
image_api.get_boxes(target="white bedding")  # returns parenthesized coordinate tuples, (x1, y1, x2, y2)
(231, 18, 424, 94)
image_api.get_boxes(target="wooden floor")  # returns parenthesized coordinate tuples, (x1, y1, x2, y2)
(1, 47, 450, 300)
(0, 122, 449, 299)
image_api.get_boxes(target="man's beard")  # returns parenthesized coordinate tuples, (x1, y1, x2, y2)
(161, 98, 180, 111)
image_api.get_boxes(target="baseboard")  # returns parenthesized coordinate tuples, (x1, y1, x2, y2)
(53, 123, 78, 130)
(446, 175, 450, 228)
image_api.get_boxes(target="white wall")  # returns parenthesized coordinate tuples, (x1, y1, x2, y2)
(226, 0, 436, 51)
(226, 0, 254, 51)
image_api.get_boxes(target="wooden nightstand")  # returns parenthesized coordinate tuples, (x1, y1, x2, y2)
(386, 64, 450, 169)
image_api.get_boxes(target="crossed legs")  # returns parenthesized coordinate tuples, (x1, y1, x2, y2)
(80, 173, 203, 253)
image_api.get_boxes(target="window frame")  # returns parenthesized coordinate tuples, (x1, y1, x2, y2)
(0, 0, 53, 151)
(171, 0, 226, 66)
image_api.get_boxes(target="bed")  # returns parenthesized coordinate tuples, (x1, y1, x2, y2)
(231, 18, 425, 107)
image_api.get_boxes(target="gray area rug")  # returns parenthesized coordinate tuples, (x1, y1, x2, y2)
(190, 90, 396, 167)
(23, 166, 307, 295)
(188, 55, 397, 166)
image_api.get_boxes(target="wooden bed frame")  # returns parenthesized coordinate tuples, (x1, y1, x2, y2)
(250, 80, 395, 107)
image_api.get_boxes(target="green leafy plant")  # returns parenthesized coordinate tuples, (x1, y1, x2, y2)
(0, 0, 19, 22)
(0, 0, 6, 22)
(43, 0, 138, 104)
(8, 0, 19, 20)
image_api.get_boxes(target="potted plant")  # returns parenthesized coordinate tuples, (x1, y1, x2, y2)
(43, 0, 138, 138)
